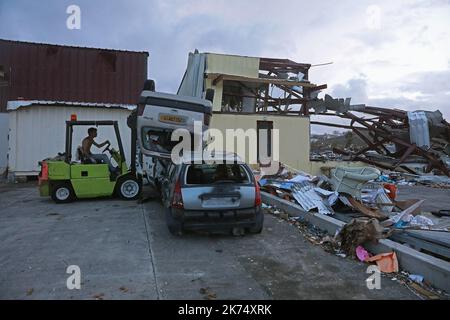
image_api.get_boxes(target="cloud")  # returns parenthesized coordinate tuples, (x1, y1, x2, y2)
(329, 69, 450, 118)
(350, 30, 397, 49)
(399, 69, 450, 95)
(331, 76, 369, 103)
(0, 0, 449, 124)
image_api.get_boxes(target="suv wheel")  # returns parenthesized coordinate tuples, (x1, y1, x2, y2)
(248, 209, 264, 234)
(165, 208, 183, 236)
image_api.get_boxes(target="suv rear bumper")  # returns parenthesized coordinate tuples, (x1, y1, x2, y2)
(171, 206, 261, 231)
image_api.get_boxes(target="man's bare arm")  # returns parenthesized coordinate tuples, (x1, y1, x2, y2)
(93, 140, 110, 148)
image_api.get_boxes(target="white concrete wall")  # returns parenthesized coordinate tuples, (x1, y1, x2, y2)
(8, 105, 132, 176)
(0, 113, 8, 175)
(210, 113, 310, 170)
(205, 53, 260, 112)
(205, 53, 260, 78)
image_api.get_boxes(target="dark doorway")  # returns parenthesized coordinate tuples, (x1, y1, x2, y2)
(257, 120, 273, 166)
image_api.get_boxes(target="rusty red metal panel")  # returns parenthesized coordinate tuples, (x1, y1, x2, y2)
(0, 39, 149, 112)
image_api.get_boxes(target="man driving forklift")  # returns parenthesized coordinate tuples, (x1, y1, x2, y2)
(39, 119, 141, 203)
(81, 127, 115, 172)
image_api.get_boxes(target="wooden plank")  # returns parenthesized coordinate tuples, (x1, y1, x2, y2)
(212, 74, 223, 86)
(206, 73, 324, 88)
(347, 196, 388, 220)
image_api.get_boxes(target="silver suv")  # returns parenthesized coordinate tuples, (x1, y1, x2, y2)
(160, 152, 263, 235)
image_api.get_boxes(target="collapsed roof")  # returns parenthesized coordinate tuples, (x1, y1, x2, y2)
(309, 95, 450, 176)
(178, 51, 449, 176)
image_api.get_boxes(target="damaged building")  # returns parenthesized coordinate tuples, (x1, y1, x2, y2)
(178, 50, 450, 177)
(308, 95, 450, 176)
(178, 51, 328, 174)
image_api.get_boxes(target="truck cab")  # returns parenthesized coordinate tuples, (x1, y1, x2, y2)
(136, 90, 212, 160)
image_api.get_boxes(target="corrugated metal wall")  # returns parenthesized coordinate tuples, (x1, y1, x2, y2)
(177, 52, 206, 98)
(0, 39, 148, 112)
(8, 105, 132, 175)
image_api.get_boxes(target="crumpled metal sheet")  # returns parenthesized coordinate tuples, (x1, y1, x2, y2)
(408, 111, 431, 149)
(291, 181, 335, 215)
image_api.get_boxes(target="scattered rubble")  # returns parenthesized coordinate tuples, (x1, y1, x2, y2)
(199, 287, 217, 300)
(356, 245, 370, 262)
(262, 202, 449, 299)
(258, 163, 449, 233)
(264, 202, 341, 254)
(309, 95, 450, 177)
(259, 165, 338, 215)
(259, 161, 450, 291)
(366, 252, 399, 273)
(408, 274, 424, 284)
(378, 172, 450, 189)
(337, 218, 390, 256)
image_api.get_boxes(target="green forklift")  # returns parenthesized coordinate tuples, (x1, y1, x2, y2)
(38, 119, 141, 203)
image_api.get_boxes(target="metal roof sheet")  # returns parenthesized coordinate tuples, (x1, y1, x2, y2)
(7, 100, 136, 111)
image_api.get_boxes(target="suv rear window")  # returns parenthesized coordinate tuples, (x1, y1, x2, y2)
(185, 164, 250, 185)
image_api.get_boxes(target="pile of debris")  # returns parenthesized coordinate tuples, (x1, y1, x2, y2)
(263, 201, 449, 299)
(259, 169, 338, 216)
(258, 163, 447, 232)
(308, 95, 450, 177)
(377, 172, 450, 189)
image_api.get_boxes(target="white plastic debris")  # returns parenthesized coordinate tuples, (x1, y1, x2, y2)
(410, 215, 434, 228)
(389, 200, 425, 224)
(288, 174, 311, 183)
(408, 274, 424, 283)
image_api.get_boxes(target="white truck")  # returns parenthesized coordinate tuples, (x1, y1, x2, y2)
(128, 80, 213, 190)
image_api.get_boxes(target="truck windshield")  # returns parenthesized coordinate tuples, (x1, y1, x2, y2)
(141, 127, 186, 153)
(185, 164, 250, 185)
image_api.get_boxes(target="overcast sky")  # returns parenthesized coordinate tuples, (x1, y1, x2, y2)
(1, 0, 449, 127)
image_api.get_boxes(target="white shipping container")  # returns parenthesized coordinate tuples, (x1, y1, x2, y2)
(7, 102, 134, 176)
(0, 113, 8, 174)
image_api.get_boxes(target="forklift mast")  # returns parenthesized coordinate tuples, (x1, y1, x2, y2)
(127, 112, 138, 175)
(64, 120, 126, 164)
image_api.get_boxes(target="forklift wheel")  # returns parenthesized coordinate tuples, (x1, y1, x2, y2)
(117, 176, 141, 200)
(51, 182, 75, 204)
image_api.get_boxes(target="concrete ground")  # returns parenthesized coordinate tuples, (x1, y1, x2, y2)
(397, 185, 450, 213)
(0, 182, 417, 299)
